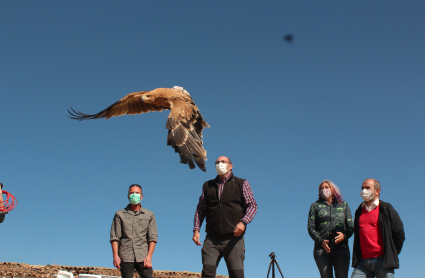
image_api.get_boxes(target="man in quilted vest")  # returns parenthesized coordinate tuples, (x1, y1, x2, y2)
(192, 156, 258, 278)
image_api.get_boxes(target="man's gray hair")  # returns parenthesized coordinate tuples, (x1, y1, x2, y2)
(374, 180, 381, 191)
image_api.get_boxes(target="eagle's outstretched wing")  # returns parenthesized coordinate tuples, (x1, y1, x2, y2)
(68, 91, 167, 120)
(68, 87, 209, 171)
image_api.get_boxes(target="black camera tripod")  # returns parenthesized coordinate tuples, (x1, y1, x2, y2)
(266, 252, 284, 278)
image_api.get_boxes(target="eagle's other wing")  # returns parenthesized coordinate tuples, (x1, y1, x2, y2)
(68, 91, 167, 120)
(165, 96, 209, 172)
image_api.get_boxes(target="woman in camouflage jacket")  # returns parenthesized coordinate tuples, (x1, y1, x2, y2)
(308, 180, 354, 278)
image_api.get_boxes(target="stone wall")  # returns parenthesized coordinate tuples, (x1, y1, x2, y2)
(0, 263, 228, 278)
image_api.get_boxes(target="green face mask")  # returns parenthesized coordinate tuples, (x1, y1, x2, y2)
(129, 193, 141, 205)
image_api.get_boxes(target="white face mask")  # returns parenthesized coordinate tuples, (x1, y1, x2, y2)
(320, 188, 332, 199)
(215, 162, 228, 175)
(360, 189, 375, 201)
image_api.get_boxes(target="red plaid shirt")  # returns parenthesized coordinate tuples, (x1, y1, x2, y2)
(193, 173, 258, 231)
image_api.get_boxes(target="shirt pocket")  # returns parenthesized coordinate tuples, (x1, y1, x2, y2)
(137, 219, 149, 234)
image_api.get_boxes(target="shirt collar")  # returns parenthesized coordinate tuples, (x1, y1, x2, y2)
(124, 204, 145, 214)
(218, 172, 233, 183)
(362, 198, 380, 211)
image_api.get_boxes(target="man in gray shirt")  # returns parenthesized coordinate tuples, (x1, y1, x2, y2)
(110, 184, 158, 278)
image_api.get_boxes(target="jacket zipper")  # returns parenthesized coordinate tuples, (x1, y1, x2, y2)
(329, 203, 332, 240)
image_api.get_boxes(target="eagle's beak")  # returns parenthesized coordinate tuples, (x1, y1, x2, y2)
(141, 96, 145, 101)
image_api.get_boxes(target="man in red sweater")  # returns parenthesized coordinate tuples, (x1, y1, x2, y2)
(351, 179, 405, 278)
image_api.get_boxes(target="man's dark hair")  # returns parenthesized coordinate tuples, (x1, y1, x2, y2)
(129, 184, 142, 193)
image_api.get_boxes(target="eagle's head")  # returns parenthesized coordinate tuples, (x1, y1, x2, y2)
(141, 94, 155, 103)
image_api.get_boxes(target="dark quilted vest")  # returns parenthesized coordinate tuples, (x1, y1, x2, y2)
(204, 173, 246, 236)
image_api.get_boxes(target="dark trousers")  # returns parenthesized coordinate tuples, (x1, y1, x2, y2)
(201, 233, 245, 278)
(120, 262, 152, 278)
(314, 245, 350, 278)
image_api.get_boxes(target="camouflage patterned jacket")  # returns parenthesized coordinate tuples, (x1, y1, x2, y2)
(307, 199, 354, 248)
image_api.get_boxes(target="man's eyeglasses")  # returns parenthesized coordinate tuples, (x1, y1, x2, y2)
(215, 160, 231, 165)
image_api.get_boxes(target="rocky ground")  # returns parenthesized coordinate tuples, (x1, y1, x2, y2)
(0, 262, 228, 278)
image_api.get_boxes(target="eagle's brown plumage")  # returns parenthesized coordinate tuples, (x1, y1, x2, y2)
(68, 86, 209, 171)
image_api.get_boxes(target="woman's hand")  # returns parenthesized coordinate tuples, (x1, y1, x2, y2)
(322, 240, 331, 253)
(335, 232, 345, 244)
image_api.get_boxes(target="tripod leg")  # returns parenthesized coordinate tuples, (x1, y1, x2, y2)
(266, 261, 272, 278)
(274, 260, 284, 278)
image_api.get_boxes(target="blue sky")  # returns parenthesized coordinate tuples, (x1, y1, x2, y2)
(1, 1, 424, 277)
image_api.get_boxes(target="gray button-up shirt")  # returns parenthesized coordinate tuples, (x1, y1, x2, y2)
(110, 205, 158, 263)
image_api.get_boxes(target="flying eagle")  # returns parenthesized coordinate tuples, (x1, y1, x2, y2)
(68, 86, 209, 171)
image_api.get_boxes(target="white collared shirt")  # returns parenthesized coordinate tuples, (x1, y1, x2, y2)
(362, 198, 380, 212)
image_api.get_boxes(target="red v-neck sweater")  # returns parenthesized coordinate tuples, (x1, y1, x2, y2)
(359, 205, 384, 259)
